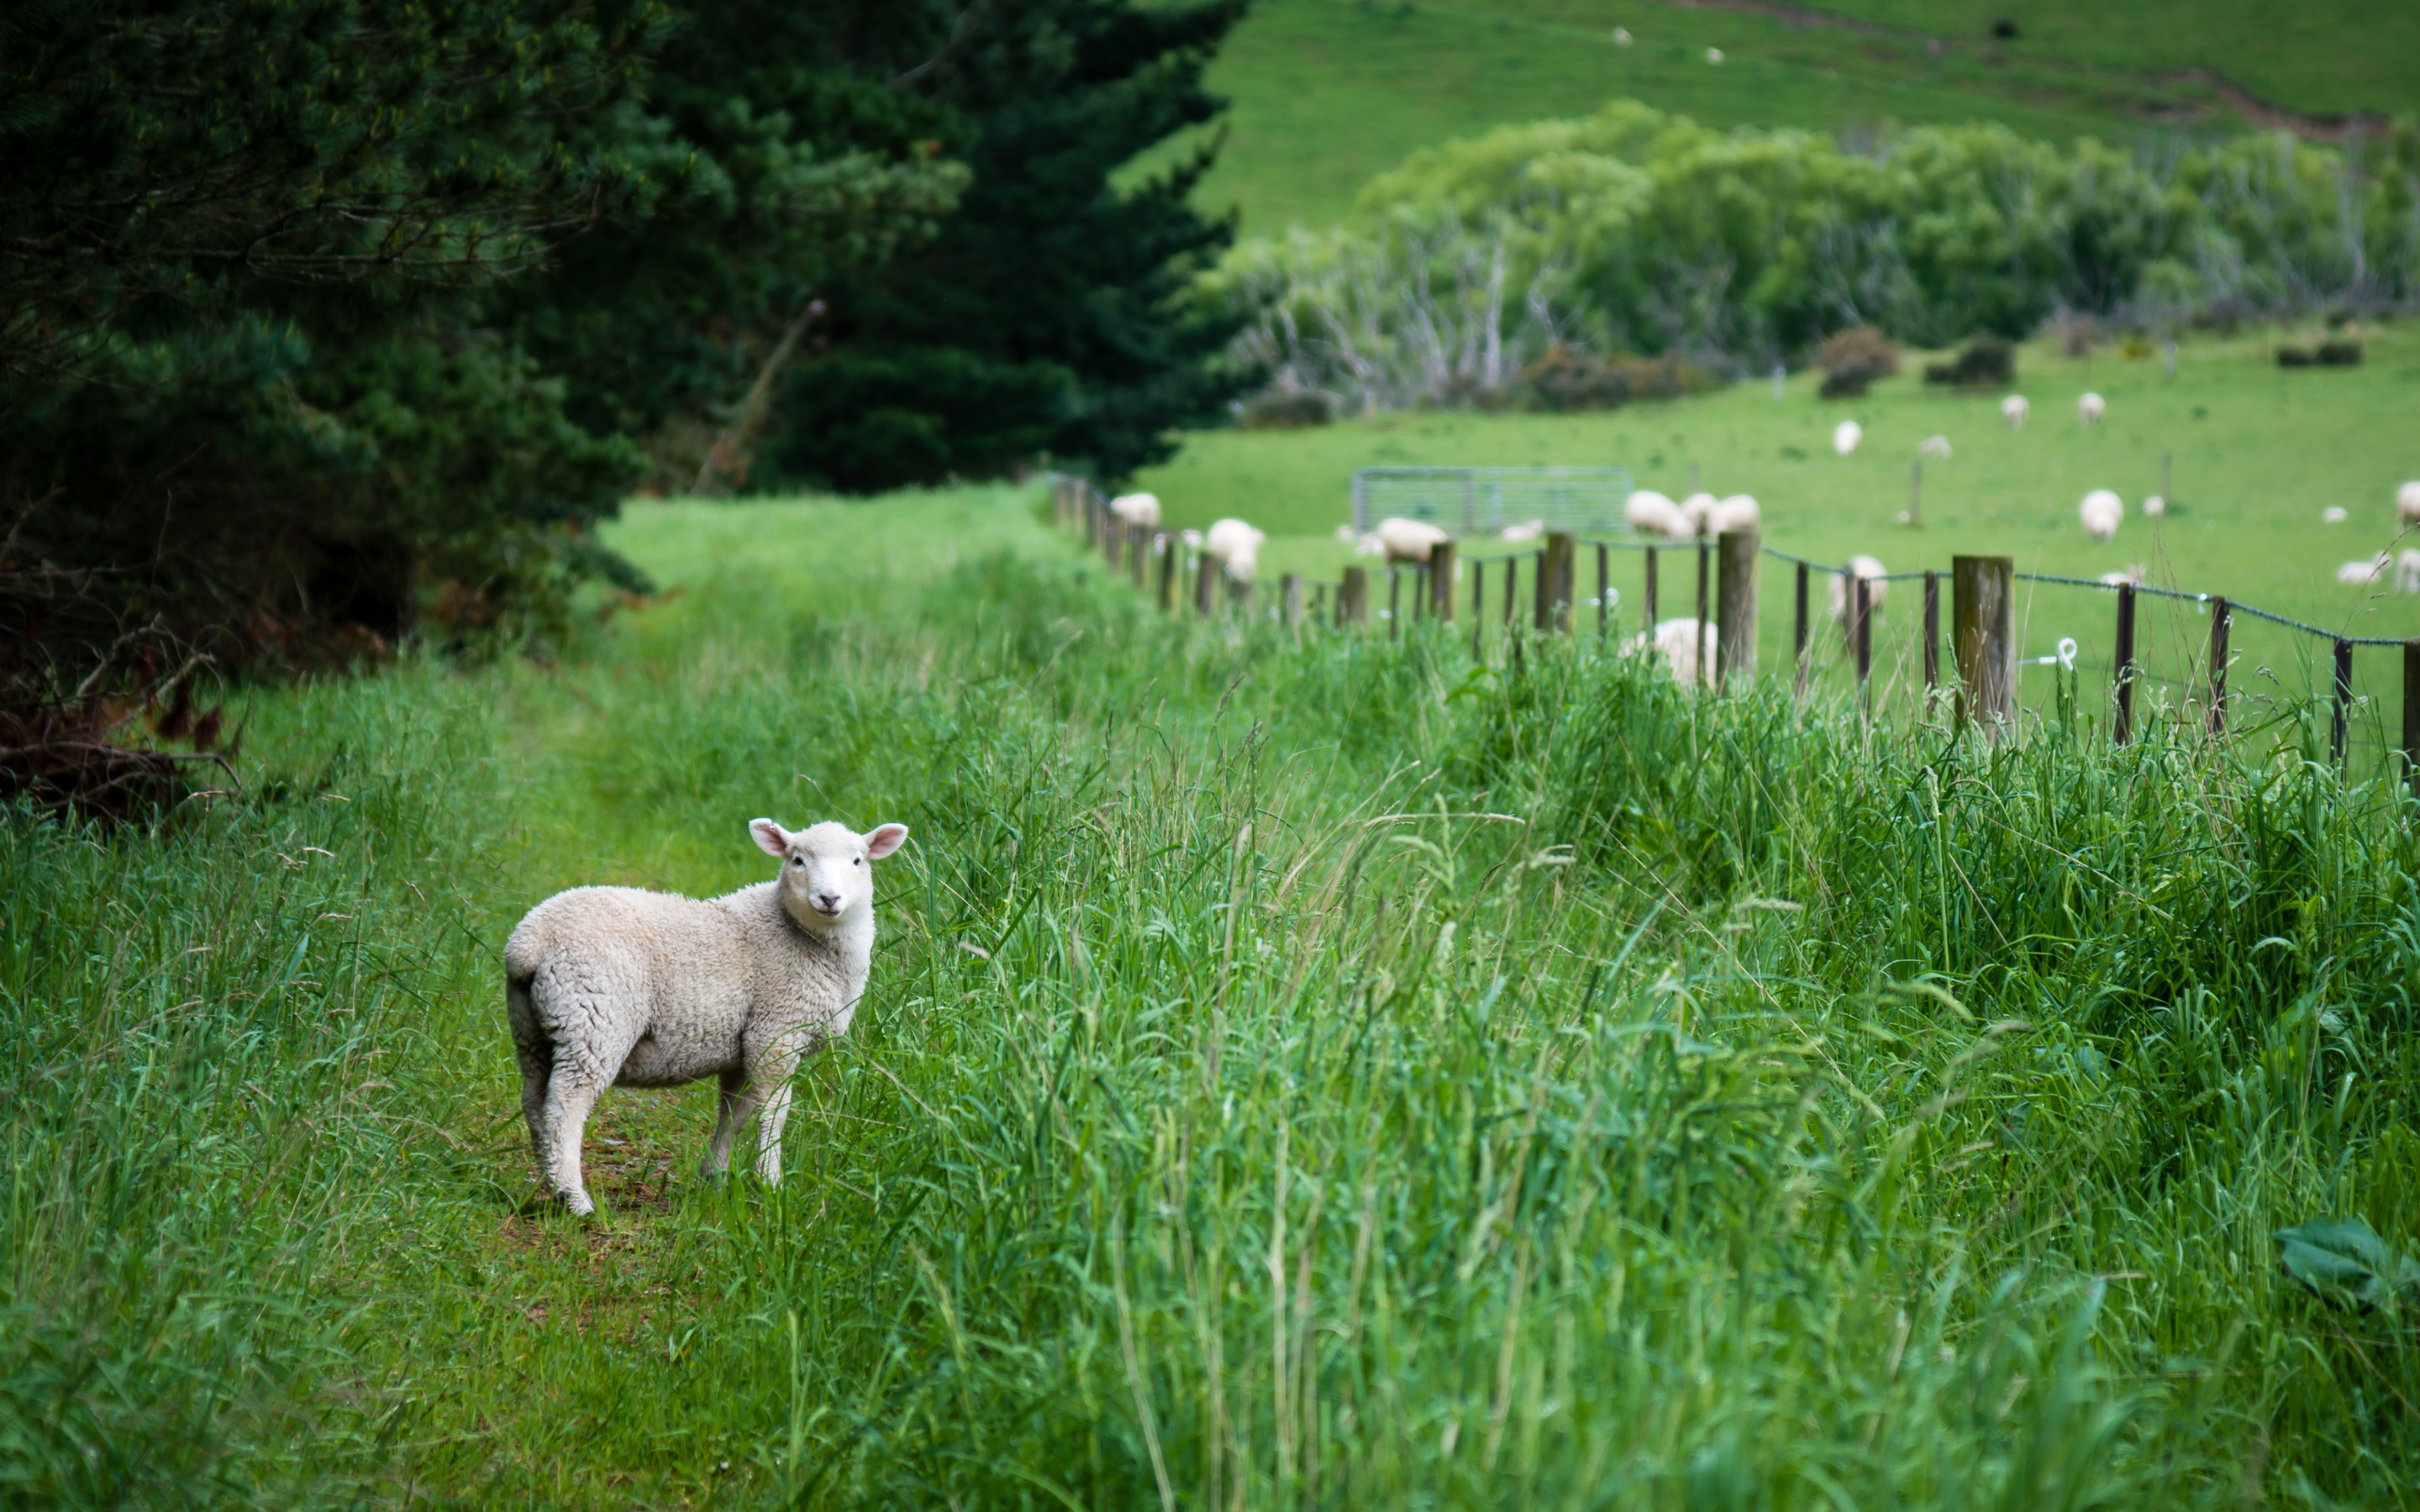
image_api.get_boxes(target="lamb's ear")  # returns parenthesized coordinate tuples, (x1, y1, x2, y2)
(863, 823, 909, 859)
(750, 818, 792, 858)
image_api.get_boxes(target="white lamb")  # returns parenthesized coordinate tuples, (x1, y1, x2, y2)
(1108, 492, 1160, 528)
(1499, 519, 1547, 543)
(2143, 495, 2167, 517)
(1627, 617, 1718, 686)
(2400, 481, 2420, 526)
(2079, 490, 2123, 541)
(1624, 490, 1692, 541)
(2002, 395, 2028, 429)
(2078, 391, 2106, 426)
(1204, 517, 1265, 581)
(1709, 494, 1760, 533)
(2338, 554, 2391, 585)
(1376, 516, 1451, 564)
(1918, 435, 1951, 459)
(1680, 492, 1719, 534)
(1833, 420, 1863, 456)
(1828, 555, 1889, 620)
(506, 817, 910, 1216)
(2399, 549, 2420, 595)
(2323, 507, 2349, 523)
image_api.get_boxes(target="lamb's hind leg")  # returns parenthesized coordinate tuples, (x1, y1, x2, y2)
(508, 979, 551, 1171)
(540, 1070, 607, 1217)
(702, 1066, 748, 1181)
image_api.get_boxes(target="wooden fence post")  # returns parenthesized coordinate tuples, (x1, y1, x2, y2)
(2333, 638, 2353, 763)
(1716, 529, 1758, 690)
(1854, 576, 1872, 711)
(2403, 638, 2420, 792)
(1388, 567, 1401, 640)
(1794, 560, 1809, 697)
(1644, 547, 1659, 625)
(1694, 543, 1710, 668)
(1431, 542, 1456, 622)
(1541, 533, 1576, 633)
(1923, 570, 1940, 701)
(1502, 557, 1517, 634)
(1130, 526, 1147, 587)
(1339, 567, 1368, 625)
(1596, 543, 1609, 640)
(1313, 582, 1328, 626)
(2207, 596, 2229, 735)
(1953, 555, 2014, 731)
(1195, 549, 1216, 617)
(2112, 582, 2138, 743)
(1158, 536, 1176, 612)
(1281, 573, 1302, 627)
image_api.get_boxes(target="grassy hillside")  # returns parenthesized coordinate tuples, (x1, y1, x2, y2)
(1173, 0, 2420, 231)
(12, 486, 2420, 1504)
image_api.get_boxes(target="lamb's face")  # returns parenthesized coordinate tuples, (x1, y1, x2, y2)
(751, 818, 910, 928)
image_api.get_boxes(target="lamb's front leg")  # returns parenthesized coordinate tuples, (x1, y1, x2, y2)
(744, 1034, 807, 1186)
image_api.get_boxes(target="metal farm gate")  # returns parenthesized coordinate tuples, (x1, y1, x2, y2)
(1349, 466, 1636, 537)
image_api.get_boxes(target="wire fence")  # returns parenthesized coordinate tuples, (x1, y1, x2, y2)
(1046, 474, 2420, 784)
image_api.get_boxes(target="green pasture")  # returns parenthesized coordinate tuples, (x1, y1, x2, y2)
(1134, 319, 2420, 753)
(12, 482, 2420, 1505)
(1167, 0, 2420, 231)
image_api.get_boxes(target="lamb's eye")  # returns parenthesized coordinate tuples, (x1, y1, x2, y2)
(792, 857, 805, 868)
(853, 857, 863, 866)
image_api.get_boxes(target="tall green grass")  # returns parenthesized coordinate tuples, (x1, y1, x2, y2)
(5, 490, 2417, 1506)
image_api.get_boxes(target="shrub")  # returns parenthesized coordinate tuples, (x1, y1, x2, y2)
(1518, 345, 1718, 412)
(1923, 335, 2017, 387)
(2317, 339, 2365, 365)
(1816, 325, 1897, 399)
(1237, 390, 1335, 429)
(2277, 345, 2315, 366)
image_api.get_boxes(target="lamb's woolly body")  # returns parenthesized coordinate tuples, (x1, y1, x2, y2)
(506, 817, 904, 1215)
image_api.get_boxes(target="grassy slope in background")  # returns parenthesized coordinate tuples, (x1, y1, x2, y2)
(10, 486, 2420, 1504)
(1163, 0, 2420, 231)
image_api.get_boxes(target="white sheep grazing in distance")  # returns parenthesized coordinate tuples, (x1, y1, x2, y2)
(1833, 420, 1863, 456)
(1626, 617, 1718, 686)
(2398, 549, 2420, 595)
(1204, 517, 1265, 581)
(1828, 555, 1889, 623)
(1376, 516, 1451, 564)
(1499, 519, 1547, 543)
(1680, 492, 1719, 534)
(1624, 490, 1692, 541)
(2323, 507, 2349, 523)
(2143, 495, 2167, 517)
(1918, 435, 1951, 459)
(506, 818, 910, 1215)
(2002, 395, 2028, 429)
(2078, 391, 2106, 426)
(2400, 481, 2420, 526)
(2079, 490, 2123, 541)
(1709, 494, 1760, 533)
(2338, 554, 2391, 585)
(1108, 492, 1160, 529)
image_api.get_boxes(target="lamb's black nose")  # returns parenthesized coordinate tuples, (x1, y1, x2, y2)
(814, 892, 841, 911)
